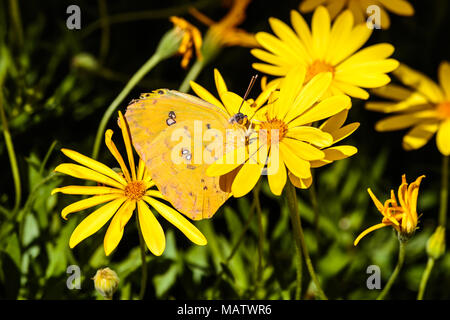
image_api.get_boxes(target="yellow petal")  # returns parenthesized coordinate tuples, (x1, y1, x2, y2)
(61, 149, 128, 186)
(367, 188, 385, 213)
(285, 72, 333, 123)
(291, 10, 314, 57)
(326, 9, 354, 64)
(288, 172, 313, 189)
(330, 122, 360, 144)
(337, 43, 395, 68)
(299, 0, 327, 12)
(375, 110, 439, 131)
(55, 163, 125, 189)
(437, 119, 450, 156)
(354, 223, 390, 246)
(61, 194, 123, 220)
(252, 63, 290, 77)
(310, 145, 357, 168)
(190, 81, 227, 113)
(255, 32, 301, 65)
(145, 189, 165, 199)
(438, 61, 450, 100)
(335, 72, 391, 88)
(118, 112, 136, 181)
(330, 24, 372, 65)
(251, 48, 290, 68)
(69, 197, 126, 248)
(286, 126, 333, 148)
(366, 94, 431, 113)
(378, 0, 414, 15)
(214, 68, 229, 102)
(269, 17, 311, 63)
(289, 94, 351, 128)
(332, 80, 369, 99)
(137, 200, 165, 256)
(143, 196, 207, 246)
(393, 64, 444, 103)
(52, 185, 123, 196)
(276, 66, 307, 120)
(326, 0, 346, 19)
(320, 109, 348, 133)
(283, 138, 325, 161)
(311, 6, 330, 60)
(267, 148, 287, 196)
(370, 83, 415, 101)
(402, 122, 439, 151)
(221, 91, 251, 117)
(105, 129, 131, 182)
(280, 142, 311, 178)
(103, 200, 136, 256)
(231, 143, 267, 197)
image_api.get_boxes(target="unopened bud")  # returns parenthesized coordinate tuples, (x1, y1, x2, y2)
(93, 267, 119, 300)
(426, 226, 446, 260)
(72, 53, 99, 72)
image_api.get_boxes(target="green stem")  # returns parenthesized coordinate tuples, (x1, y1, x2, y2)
(178, 59, 205, 93)
(417, 257, 435, 300)
(254, 181, 264, 291)
(91, 53, 162, 159)
(0, 91, 21, 214)
(439, 155, 449, 228)
(377, 239, 407, 300)
(286, 180, 327, 300)
(136, 215, 148, 300)
(39, 140, 58, 176)
(8, 0, 24, 48)
(309, 175, 320, 238)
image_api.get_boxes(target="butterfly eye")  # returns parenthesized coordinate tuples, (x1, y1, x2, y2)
(157, 89, 164, 95)
(168, 111, 176, 119)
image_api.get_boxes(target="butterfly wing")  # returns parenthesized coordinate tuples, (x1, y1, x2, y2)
(125, 90, 238, 220)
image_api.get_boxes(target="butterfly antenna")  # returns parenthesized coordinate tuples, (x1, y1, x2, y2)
(238, 74, 259, 113)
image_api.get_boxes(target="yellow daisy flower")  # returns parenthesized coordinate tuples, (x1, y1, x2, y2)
(207, 67, 356, 197)
(52, 112, 207, 256)
(251, 6, 399, 100)
(170, 16, 203, 69)
(299, 0, 415, 29)
(366, 62, 450, 156)
(354, 174, 425, 245)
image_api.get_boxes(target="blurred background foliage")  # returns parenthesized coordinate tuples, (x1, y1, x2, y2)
(0, 0, 450, 300)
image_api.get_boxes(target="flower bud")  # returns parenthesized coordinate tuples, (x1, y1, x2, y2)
(93, 267, 120, 300)
(72, 53, 99, 72)
(426, 226, 446, 260)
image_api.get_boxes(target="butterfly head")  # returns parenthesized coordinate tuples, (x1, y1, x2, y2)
(229, 112, 248, 126)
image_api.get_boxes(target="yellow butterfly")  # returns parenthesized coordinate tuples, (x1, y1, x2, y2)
(124, 71, 273, 220)
(124, 90, 245, 220)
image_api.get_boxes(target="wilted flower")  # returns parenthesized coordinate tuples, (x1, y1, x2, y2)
(354, 174, 425, 245)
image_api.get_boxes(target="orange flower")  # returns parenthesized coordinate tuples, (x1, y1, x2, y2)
(170, 16, 203, 68)
(354, 174, 425, 245)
